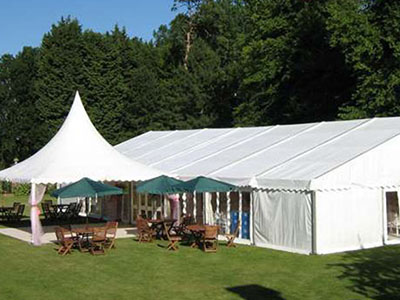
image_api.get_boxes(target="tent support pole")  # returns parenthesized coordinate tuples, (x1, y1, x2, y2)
(397, 189, 400, 236)
(138, 193, 141, 218)
(193, 191, 197, 223)
(121, 193, 124, 222)
(160, 194, 162, 217)
(216, 192, 220, 222)
(56, 183, 61, 204)
(250, 191, 254, 244)
(163, 194, 167, 218)
(130, 182, 134, 224)
(227, 192, 231, 234)
(382, 188, 388, 244)
(145, 193, 149, 219)
(99, 194, 102, 220)
(203, 193, 207, 224)
(239, 192, 243, 239)
(182, 193, 187, 215)
(311, 191, 317, 254)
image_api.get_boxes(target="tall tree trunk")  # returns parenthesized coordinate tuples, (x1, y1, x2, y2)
(184, 21, 194, 71)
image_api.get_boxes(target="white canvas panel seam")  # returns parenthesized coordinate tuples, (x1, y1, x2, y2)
(170, 125, 280, 173)
(115, 130, 155, 150)
(149, 128, 241, 167)
(206, 122, 323, 176)
(257, 118, 374, 178)
(133, 129, 207, 159)
(117, 130, 177, 155)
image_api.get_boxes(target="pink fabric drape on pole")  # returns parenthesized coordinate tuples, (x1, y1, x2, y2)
(29, 183, 46, 246)
(168, 194, 180, 221)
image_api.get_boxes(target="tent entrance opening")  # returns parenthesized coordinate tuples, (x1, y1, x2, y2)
(386, 192, 400, 240)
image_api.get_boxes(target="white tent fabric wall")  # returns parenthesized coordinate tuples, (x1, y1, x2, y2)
(315, 188, 384, 254)
(253, 190, 312, 254)
(311, 134, 400, 190)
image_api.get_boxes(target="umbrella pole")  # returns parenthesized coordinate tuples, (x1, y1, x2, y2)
(85, 197, 89, 224)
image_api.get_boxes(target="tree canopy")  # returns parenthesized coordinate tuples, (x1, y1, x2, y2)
(0, 0, 399, 168)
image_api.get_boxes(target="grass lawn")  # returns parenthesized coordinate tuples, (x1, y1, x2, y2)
(0, 233, 400, 299)
(1, 194, 400, 299)
(0, 194, 54, 228)
(0, 193, 54, 207)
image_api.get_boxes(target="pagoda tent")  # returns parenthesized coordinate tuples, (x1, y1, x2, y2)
(0, 91, 163, 245)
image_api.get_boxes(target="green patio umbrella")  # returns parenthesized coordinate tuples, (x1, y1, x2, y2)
(136, 175, 184, 194)
(173, 176, 237, 193)
(51, 177, 123, 198)
(51, 177, 123, 223)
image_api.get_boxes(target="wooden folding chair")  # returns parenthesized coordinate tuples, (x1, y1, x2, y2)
(226, 220, 240, 248)
(105, 221, 118, 250)
(89, 227, 107, 255)
(54, 227, 75, 256)
(136, 216, 153, 243)
(163, 222, 182, 251)
(202, 225, 219, 253)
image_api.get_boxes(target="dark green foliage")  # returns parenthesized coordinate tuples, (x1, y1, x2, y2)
(235, 0, 354, 126)
(327, 0, 400, 119)
(35, 17, 85, 147)
(13, 183, 31, 196)
(1, 0, 400, 169)
(0, 47, 40, 167)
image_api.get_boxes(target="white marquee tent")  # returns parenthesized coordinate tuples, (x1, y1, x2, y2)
(0, 91, 163, 245)
(116, 117, 400, 254)
(0, 91, 162, 184)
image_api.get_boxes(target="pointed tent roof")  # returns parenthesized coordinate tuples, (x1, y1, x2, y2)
(0, 91, 163, 184)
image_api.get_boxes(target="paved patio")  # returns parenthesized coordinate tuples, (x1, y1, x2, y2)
(0, 225, 137, 244)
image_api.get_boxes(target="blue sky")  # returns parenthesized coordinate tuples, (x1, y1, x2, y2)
(0, 0, 179, 55)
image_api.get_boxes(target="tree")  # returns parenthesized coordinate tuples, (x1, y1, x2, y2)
(0, 47, 39, 168)
(172, 0, 204, 70)
(234, 0, 353, 126)
(0, 54, 15, 168)
(35, 17, 85, 147)
(81, 26, 131, 145)
(327, 0, 400, 119)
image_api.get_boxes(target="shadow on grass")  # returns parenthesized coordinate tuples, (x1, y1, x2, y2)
(226, 285, 285, 300)
(0, 216, 100, 230)
(332, 246, 400, 300)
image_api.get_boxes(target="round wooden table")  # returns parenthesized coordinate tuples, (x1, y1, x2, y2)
(148, 219, 177, 239)
(186, 225, 206, 248)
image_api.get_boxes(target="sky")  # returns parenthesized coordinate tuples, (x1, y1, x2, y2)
(0, 0, 179, 56)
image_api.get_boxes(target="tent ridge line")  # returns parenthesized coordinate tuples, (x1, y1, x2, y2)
(149, 128, 242, 167)
(206, 122, 323, 177)
(132, 129, 207, 160)
(114, 130, 154, 150)
(255, 118, 373, 178)
(117, 131, 178, 155)
(169, 126, 279, 173)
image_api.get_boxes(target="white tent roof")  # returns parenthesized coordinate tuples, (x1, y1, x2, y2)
(115, 117, 400, 190)
(0, 91, 163, 184)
